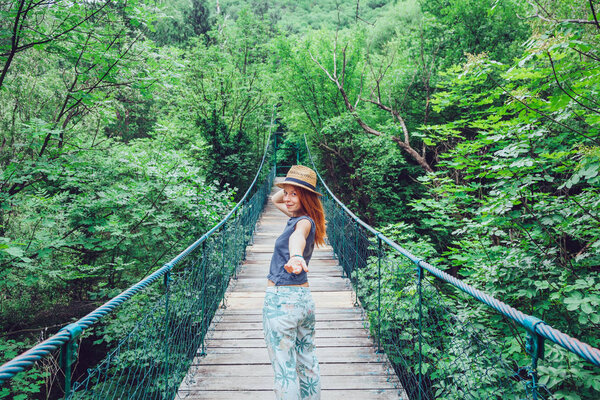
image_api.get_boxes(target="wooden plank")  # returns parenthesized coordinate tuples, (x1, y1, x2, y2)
(216, 311, 362, 317)
(242, 259, 341, 266)
(205, 337, 375, 348)
(232, 279, 350, 292)
(191, 346, 384, 365)
(183, 362, 390, 377)
(208, 328, 370, 340)
(212, 320, 368, 330)
(220, 307, 363, 315)
(238, 270, 343, 277)
(240, 263, 341, 270)
(216, 312, 364, 322)
(224, 291, 358, 309)
(179, 374, 395, 391)
(177, 389, 402, 400)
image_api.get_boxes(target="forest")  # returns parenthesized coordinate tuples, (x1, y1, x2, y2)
(0, 0, 599, 399)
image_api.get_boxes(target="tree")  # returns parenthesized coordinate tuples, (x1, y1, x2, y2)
(197, 109, 254, 193)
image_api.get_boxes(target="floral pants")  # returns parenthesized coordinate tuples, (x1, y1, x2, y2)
(262, 286, 321, 399)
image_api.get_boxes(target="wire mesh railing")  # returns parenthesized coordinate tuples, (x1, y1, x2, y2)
(0, 125, 276, 399)
(302, 133, 600, 400)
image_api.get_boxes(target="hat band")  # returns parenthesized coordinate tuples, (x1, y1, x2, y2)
(284, 177, 316, 191)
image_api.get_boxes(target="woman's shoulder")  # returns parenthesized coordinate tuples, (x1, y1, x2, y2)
(293, 215, 315, 230)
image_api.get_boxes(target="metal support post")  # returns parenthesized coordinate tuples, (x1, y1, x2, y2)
(341, 219, 347, 278)
(353, 218, 359, 307)
(164, 271, 171, 397)
(220, 222, 228, 309)
(199, 242, 207, 357)
(234, 209, 239, 280)
(59, 341, 74, 398)
(376, 234, 383, 354)
(416, 261, 423, 400)
(353, 221, 359, 279)
(524, 317, 546, 400)
(59, 324, 83, 399)
(273, 133, 278, 174)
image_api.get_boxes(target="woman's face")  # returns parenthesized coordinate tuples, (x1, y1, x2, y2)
(282, 184, 304, 216)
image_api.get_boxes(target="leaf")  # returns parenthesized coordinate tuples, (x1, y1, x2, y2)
(580, 302, 594, 315)
(4, 246, 24, 258)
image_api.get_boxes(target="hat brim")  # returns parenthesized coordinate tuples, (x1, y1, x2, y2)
(276, 181, 322, 196)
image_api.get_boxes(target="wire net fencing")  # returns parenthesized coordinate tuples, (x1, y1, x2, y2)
(0, 132, 276, 399)
(65, 166, 275, 399)
(320, 189, 596, 400)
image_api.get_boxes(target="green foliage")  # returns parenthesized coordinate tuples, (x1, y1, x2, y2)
(305, 115, 424, 225)
(0, 0, 274, 395)
(420, 0, 530, 68)
(269, 1, 599, 398)
(2, 0, 599, 398)
(148, 0, 211, 46)
(197, 109, 254, 195)
(354, 223, 530, 399)
(411, 9, 600, 396)
(0, 139, 233, 328)
(0, 339, 47, 399)
(219, 0, 395, 33)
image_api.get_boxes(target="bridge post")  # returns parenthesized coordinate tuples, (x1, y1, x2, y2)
(243, 205, 248, 259)
(163, 271, 171, 397)
(273, 132, 279, 175)
(523, 317, 546, 400)
(341, 219, 347, 278)
(199, 241, 207, 357)
(58, 323, 82, 399)
(220, 221, 228, 309)
(376, 235, 383, 354)
(353, 218, 359, 306)
(416, 261, 423, 400)
(233, 209, 238, 280)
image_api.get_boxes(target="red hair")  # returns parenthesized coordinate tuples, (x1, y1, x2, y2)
(296, 187, 326, 247)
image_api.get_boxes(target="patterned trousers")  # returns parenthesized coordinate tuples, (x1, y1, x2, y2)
(262, 286, 321, 399)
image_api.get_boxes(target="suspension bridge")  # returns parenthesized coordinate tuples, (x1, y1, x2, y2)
(176, 179, 402, 399)
(0, 131, 599, 400)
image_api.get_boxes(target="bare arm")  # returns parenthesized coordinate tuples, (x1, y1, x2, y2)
(271, 189, 293, 217)
(285, 219, 311, 274)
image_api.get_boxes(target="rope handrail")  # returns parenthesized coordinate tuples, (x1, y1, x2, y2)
(0, 112, 277, 388)
(302, 132, 600, 368)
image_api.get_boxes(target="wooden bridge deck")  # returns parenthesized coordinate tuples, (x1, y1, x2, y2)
(177, 180, 404, 399)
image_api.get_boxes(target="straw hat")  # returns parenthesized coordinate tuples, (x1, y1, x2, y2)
(276, 165, 322, 196)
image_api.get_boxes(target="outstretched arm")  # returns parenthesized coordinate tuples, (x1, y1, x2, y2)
(284, 219, 311, 274)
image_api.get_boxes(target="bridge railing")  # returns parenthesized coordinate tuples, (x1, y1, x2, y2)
(0, 126, 276, 399)
(302, 134, 600, 400)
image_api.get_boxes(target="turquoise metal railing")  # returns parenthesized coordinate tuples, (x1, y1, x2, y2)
(0, 121, 277, 399)
(302, 133, 600, 400)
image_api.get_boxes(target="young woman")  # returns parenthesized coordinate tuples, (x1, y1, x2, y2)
(262, 165, 326, 400)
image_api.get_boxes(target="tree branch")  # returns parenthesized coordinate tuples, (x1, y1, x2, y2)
(0, 0, 26, 89)
(591, 0, 600, 29)
(491, 77, 600, 146)
(524, 0, 599, 25)
(547, 51, 600, 113)
(318, 142, 351, 166)
(310, 42, 433, 172)
(0, 0, 114, 57)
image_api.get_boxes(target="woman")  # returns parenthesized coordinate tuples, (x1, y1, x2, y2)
(263, 165, 326, 400)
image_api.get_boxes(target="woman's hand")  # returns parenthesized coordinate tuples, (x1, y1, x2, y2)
(284, 256, 308, 274)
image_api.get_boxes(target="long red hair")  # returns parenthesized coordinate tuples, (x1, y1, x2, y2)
(297, 187, 326, 247)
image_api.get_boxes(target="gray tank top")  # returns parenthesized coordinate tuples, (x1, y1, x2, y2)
(267, 215, 316, 285)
